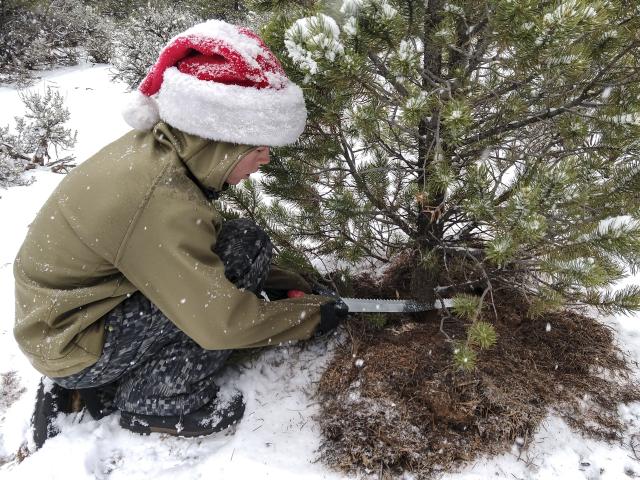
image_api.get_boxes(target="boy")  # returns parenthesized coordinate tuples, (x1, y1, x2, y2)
(14, 19, 346, 447)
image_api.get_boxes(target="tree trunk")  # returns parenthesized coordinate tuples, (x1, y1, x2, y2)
(411, 0, 446, 304)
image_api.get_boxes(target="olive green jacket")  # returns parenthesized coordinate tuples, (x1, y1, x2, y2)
(14, 122, 325, 378)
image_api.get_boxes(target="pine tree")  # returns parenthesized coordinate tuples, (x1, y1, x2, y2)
(13, 86, 77, 168)
(0, 0, 47, 81)
(110, 4, 201, 89)
(226, 0, 640, 366)
(0, 0, 115, 83)
(0, 126, 34, 189)
(185, 0, 249, 23)
(80, 0, 147, 20)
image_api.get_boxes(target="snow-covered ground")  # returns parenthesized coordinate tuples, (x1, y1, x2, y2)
(0, 64, 639, 480)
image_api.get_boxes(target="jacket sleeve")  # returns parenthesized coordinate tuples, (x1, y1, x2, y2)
(114, 180, 324, 350)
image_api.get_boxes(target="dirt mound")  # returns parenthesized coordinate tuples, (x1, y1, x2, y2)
(316, 291, 640, 478)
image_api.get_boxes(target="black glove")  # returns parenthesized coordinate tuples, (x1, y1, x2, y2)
(262, 288, 289, 301)
(317, 298, 349, 336)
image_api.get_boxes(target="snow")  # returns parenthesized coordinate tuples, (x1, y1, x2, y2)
(380, 2, 398, 20)
(284, 14, 345, 76)
(343, 16, 358, 36)
(443, 4, 465, 16)
(340, 0, 398, 21)
(1, 64, 640, 480)
(543, 0, 598, 26)
(340, 0, 363, 16)
(397, 39, 423, 61)
(606, 113, 640, 125)
(168, 20, 267, 71)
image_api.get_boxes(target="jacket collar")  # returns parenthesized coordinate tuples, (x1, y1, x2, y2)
(152, 122, 255, 192)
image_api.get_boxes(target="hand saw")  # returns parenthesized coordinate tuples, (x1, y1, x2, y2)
(284, 289, 452, 313)
(339, 297, 452, 313)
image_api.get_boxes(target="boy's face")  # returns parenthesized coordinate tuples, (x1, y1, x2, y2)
(226, 147, 270, 185)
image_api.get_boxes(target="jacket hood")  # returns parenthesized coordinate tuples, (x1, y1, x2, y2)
(152, 122, 255, 191)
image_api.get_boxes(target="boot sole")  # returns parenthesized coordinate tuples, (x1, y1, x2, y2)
(119, 396, 245, 438)
(122, 421, 238, 437)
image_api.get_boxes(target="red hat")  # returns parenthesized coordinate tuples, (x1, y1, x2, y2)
(122, 20, 307, 147)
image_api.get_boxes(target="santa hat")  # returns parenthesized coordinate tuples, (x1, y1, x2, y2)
(122, 20, 307, 147)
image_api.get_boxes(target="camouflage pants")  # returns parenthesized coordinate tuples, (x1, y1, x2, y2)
(53, 218, 273, 416)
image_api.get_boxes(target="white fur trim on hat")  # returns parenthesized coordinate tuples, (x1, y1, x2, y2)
(122, 90, 160, 131)
(156, 67, 307, 147)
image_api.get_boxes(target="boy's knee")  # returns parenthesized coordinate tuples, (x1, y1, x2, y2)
(215, 218, 273, 255)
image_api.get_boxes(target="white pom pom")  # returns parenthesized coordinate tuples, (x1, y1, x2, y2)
(122, 90, 160, 131)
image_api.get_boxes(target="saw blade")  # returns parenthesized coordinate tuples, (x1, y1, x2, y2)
(340, 297, 451, 313)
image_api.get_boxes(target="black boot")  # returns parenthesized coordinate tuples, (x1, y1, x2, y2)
(32, 378, 119, 450)
(119, 391, 245, 437)
(31, 378, 78, 450)
(77, 382, 118, 420)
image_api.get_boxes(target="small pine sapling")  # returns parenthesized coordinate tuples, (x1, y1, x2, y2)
(0, 126, 34, 189)
(12, 86, 77, 172)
